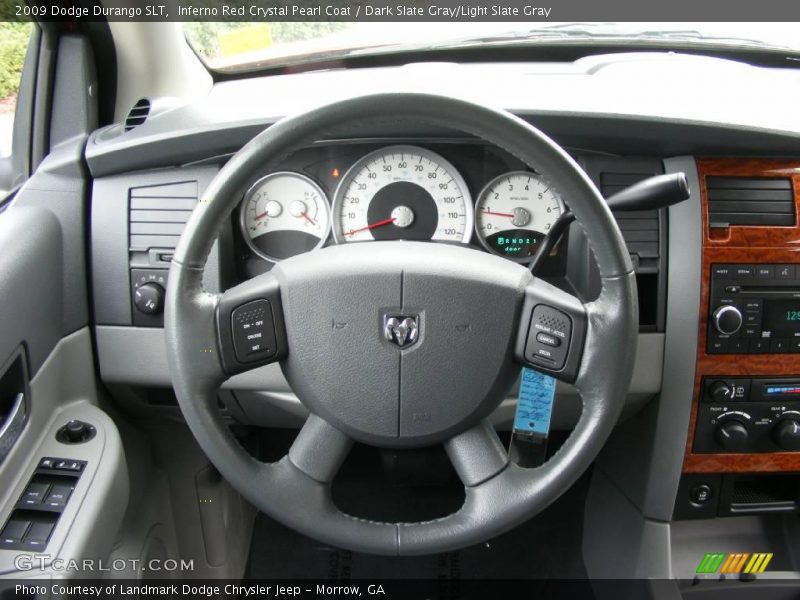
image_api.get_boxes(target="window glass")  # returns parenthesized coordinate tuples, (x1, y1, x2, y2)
(0, 21, 32, 157)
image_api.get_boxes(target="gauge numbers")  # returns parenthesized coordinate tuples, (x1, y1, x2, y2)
(474, 171, 564, 262)
(240, 172, 331, 262)
(333, 145, 472, 244)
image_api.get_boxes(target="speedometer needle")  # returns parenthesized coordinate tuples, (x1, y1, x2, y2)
(482, 209, 514, 218)
(345, 217, 396, 236)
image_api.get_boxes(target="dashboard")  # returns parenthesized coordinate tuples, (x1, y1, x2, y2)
(234, 142, 567, 275)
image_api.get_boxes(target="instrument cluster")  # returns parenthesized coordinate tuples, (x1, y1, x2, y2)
(237, 142, 566, 266)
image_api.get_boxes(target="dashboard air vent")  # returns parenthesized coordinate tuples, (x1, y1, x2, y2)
(128, 181, 198, 252)
(706, 176, 795, 227)
(600, 172, 660, 267)
(124, 98, 151, 131)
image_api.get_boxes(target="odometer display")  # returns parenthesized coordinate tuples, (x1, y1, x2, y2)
(474, 171, 564, 262)
(333, 146, 472, 244)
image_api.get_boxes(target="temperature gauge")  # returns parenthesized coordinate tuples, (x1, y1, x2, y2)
(240, 172, 331, 262)
(474, 171, 564, 262)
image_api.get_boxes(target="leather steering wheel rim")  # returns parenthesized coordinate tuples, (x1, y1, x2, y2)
(165, 93, 638, 556)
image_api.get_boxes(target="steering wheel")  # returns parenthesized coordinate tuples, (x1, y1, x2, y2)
(165, 93, 637, 556)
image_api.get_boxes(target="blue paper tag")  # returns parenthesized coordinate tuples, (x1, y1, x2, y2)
(513, 367, 556, 436)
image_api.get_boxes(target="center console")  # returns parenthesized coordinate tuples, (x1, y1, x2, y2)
(676, 159, 800, 519)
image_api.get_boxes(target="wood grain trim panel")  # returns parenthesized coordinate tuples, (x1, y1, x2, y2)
(683, 159, 800, 473)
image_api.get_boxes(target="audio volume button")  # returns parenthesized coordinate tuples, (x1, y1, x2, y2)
(712, 305, 743, 336)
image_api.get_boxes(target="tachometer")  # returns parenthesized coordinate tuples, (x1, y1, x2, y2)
(332, 146, 472, 244)
(240, 172, 331, 262)
(474, 171, 564, 262)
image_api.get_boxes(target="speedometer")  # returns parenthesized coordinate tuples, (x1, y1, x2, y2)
(474, 171, 564, 262)
(332, 146, 472, 244)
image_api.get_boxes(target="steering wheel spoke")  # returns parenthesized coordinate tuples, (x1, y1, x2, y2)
(215, 271, 289, 377)
(514, 277, 588, 383)
(445, 420, 509, 487)
(288, 414, 353, 483)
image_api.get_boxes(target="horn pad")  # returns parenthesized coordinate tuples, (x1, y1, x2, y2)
(273, 241, 531, 447)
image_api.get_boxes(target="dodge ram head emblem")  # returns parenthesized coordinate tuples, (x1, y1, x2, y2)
(383, 315, 419, 348)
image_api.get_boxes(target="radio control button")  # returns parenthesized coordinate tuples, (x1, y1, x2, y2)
(742, 326, 761, 338)
(791, 339, 800, 353)
(776, 265, 796, 280)
(712, 265, 734, 279)
(744, 313, 761, 325)
(730, 339, 749, 353)
(756, 265, 775, 279)
(770, 339, 790, 353)
(744, 300, 762, 311)
(749, 339, 769, 353)
(708, 339, 729, 354)
(713, 305, 743, 335)
(733, 265, 754, 278)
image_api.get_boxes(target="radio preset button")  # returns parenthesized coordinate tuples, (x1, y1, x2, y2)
(770, 339, 790, 353)
(749, 339, 769, 353)
(730, 339, 749, 353)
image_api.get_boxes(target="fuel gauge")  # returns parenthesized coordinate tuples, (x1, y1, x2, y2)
(240, 172, 331, 262)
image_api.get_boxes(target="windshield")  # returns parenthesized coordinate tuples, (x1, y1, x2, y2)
(183, 22, 800, 72)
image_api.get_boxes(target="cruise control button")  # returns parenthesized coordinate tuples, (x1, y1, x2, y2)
(535, 332, 561, 347)
(231, 300, 278, 363)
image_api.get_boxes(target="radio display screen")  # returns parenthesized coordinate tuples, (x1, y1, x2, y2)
(763, 298, 800, 336)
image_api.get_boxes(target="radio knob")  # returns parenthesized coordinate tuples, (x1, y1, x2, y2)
(709, 380, 734, 402)
(772, 419, 800, 451)
(712, 305, 743, 335)
(715, 420, 749, 452)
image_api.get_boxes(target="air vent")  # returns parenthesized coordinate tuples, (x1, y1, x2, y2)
(706, 176, 795, 227)
(124, 98, 151, 131)
(128, 181, 198, 252)
(600, 172, 660, 266)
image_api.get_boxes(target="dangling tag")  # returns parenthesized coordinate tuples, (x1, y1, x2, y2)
(509, 367, 556, 467)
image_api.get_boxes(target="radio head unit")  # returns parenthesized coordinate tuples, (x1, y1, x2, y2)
(708, 263, 800, 354)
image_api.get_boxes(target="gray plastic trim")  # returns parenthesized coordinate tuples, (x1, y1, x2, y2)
(642, 156, 702, 520)
(0, 329, 128, 577)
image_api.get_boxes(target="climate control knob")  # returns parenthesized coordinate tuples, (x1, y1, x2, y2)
(133, 282, 165, 315)
(712, 305, 743, 335)
(715, 420, 749, 452)
(772, 418, 800, 451)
